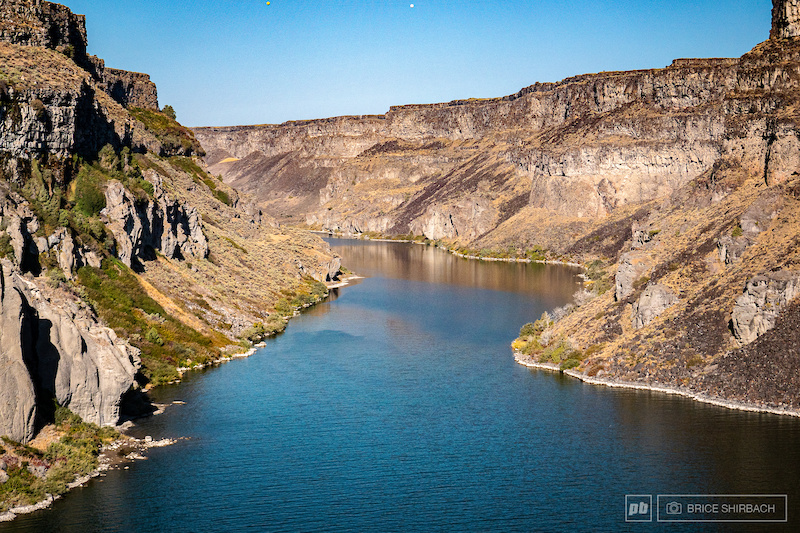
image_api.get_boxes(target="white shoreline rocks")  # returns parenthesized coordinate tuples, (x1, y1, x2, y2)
(513, 351, 800, 418)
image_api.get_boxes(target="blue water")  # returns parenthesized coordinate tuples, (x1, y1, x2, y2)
(4, 240, 800, 532)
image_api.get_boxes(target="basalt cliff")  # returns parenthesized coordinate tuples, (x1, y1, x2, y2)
(194, 0, 800, 413)
(0, 0, 341, 450)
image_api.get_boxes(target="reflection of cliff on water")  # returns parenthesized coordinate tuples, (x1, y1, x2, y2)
(325, 238, 582, 310)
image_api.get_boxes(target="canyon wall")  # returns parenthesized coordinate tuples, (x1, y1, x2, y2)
(193, 1, 800, 413)
(193, 55, 749, 241)
(0, 0, 342, 445)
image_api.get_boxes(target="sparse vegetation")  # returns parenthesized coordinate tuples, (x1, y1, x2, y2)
(0, 406, 117, 512)
(130, 107, 204, 156)
(76, 258, 223, 385)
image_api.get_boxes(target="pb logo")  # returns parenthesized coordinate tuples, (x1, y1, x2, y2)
(625, 495, 653, 522)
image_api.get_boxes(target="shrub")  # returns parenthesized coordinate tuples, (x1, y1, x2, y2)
(30, 98, 46, 120)
(732, 225, 743, 237)
(162, 105, 177, 120)
(274, 298, 294, 316)
(520, 322, 537, 337)
(585, 259, 606, 281)
(146, 327, 164, 346)
(73, 167, 106, 217)
(0, 233, 14, 260)
(213, 189, 231, 206)
(560, 358, 581, 370)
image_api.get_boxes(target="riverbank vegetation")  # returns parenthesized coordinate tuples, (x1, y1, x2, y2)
(76, 258, 227, 385)
(513, 313, 604, 371)
(0, 407, 117, 513)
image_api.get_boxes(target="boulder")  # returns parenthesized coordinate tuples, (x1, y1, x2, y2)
(615, 252, 651, 301)
(631, 284, 678, 328)
(731, 270, 800, 344)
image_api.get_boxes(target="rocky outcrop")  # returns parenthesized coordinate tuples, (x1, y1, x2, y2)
(409, 199, 496, 241)
(0, 1, 157, 111)
(615, 252, 651, 301)
(0, 260, 141, 442)
(631, 284, 677, 328)
(297, 255, 342, 283)
(90, 56, 159, 111)
(0, 0, 166, 161)
(772, 0, 800, 39)
(0, 0, 87, 59)
(0, 42, 157, 160)
(718, 192, 783, 265)
(101, 171, 208, 268)
(731, 270, 800, 345)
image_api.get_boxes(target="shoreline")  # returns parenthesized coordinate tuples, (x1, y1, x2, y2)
(513, 351, 800, 418)
(316, 230, 584, 268)
(0, 435, 177, 523)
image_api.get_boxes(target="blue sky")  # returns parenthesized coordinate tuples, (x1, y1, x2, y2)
(66, 1, 771, 127)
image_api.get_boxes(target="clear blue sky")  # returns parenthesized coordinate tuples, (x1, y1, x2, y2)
(66, 0, 771, 127)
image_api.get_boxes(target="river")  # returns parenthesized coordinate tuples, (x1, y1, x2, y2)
(3, 239, 799, 532)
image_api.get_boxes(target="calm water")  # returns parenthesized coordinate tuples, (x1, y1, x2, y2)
(4, 239, 800, 532)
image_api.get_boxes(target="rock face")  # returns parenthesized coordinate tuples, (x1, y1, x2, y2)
(631, 284, 678, 329)
(731, 271, 800, 345)
(192, 54, 743, 242)
(772, 0, 800, 39)
(718, 193, 783, 265)
(0, 1, 158, 111)
(0, 260, 141, 443)
(615, 252, 651, 301)
(0, 42, 157, 160)
(0, 1, 163, 161)
(0, 0, 87, 58)
(102, 171, 208, 268)
(297, 255, 342, 283)
(90, 55, 159, 111)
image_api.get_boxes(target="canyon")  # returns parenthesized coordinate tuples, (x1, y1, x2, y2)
(194, 0, 800, 413)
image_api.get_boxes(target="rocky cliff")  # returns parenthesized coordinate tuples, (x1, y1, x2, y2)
(194, 0, 800, 413)
(0, 0, 158, 111)
(0, 0, 342, 448)
(0, 259, 141, 443)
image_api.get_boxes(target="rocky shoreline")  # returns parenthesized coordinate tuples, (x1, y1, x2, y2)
(513, 351, 800, 418)
(0, 434, 178, 523)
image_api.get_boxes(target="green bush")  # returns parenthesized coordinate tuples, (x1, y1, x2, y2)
(73, 166, 106, 217)
(274, 298, 294, 316)
(213, 189, 231, 206)
(560, 358, 581, 371)
(146, 327, 164, 346)
(0, 233, 14, 260)
(162, 105, 177, 120)
(520, 322, 537, 337)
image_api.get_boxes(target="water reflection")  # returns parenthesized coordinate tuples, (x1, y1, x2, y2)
(326, 238, 582, 310)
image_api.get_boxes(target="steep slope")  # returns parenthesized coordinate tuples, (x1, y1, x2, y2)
(194, 1, 800, 413)
(0, 0, 341, 447)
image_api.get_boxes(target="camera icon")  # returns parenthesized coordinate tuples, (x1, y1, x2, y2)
(666, 501, 683, 515)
